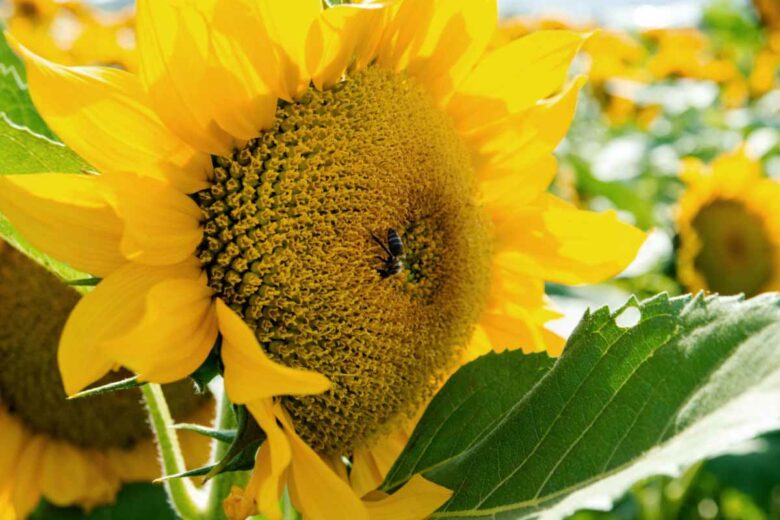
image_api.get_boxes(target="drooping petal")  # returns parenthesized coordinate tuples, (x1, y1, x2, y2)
(6, 35, 209, 194)
(136, 0, 234, 154)
(449, 31, 586, 133)
(103, 275, 218, 384)
(255, 0, 322, 100)
(364, 475, 452, 520)
(58, 261, 193, 395)
(278, 409, 369, 520)
(0, 174, 124, 277)
(494, 194, 646, 285)
(405, 0, 497, 102)
(351, 451, 383, 500)
(245, 399, 292, 520)
(103, 173, 203, 266)
(307, 4, 386, 90)
(217, 300, 331, 404)
(351, 427, 410, 498)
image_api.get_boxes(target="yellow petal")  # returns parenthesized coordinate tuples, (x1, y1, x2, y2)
(376, 0, 436, 73)
(107, 440, 160, 482)
(449, 30, 585, 133)
(478, 306, 552, 354)
(103, 276, 217, 384)
(307, 4, 386, 90)
(136, 0, 234, 154)
(480, 154, 557, 210)
(406, 0, 497, 102)
(6, 34, 209, 194)
(256, 0, 322, 100)
(104, 173, 203, 266)
(351, 427, 410, 498)
(40, 442, 119, 507)
(364, 475, 452, 520)
(351, 450, 384, 499)
(58, 261, 192, 395)
(469, 75, 586, 166)
(0, 174, 124, 277)
(11, 436, 44, 518)
(278, 409, 369, 520)
(245, 399, 292, 520)
(203, 0, 280, 139)
(495, 194, 646, 285)
(217, 299, 331, 403)
(0, 409, 25, 480)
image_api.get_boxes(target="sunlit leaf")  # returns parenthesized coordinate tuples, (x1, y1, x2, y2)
(386, 293, 780, 519)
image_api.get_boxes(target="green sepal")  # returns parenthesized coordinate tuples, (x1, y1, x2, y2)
(172, 423, 237, 443)
(68, 375, 143, 399)
(66, 277, 102, 287)
(159, 405, 264, 482)
(204, 404, 264, 480)
(190, 341, 222, 393)
(156, 440, 262, 482)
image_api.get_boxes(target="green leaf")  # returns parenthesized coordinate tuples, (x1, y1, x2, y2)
(386, 293, 780, 519)
(383, 352, 556, 489)
(0, 113, 88, 174)
(0, 29, 54, 138)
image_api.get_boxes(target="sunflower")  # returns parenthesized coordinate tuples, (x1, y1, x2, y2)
(677, 148, 780, 297)
(0, 240, 213, 519)
(0, 0, 645, 517)
(4, 0, 137, 71)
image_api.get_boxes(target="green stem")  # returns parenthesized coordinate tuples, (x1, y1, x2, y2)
(142, 383, 207, 520)
(205, 385, 249, 520)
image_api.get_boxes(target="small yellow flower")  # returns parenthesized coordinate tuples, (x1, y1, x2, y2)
(0, 1, 645, 517)
(583, 30, 648, 86)
(677, 148, 780, 297)
(645, 28, 721, 80)
(0, 240, 212, 519)
(5, 0, 136, 71)
(749, 48, 780, 95)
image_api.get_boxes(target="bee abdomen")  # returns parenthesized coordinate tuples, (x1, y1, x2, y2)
(387, 228, 404, 256)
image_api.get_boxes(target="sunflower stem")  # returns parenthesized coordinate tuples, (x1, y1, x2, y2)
(142, 383, 208, 520)
(205, 382, 249, 520)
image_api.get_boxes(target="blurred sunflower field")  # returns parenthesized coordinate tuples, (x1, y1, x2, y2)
(0, 0, 778, 519)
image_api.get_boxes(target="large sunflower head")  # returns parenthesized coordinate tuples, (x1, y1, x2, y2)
(0, 239, 211, 518)
(677, 148, 780, 297)
(0, 0, 645, 517)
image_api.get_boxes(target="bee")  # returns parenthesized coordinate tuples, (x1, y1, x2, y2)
(371, 228, 404, 278)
